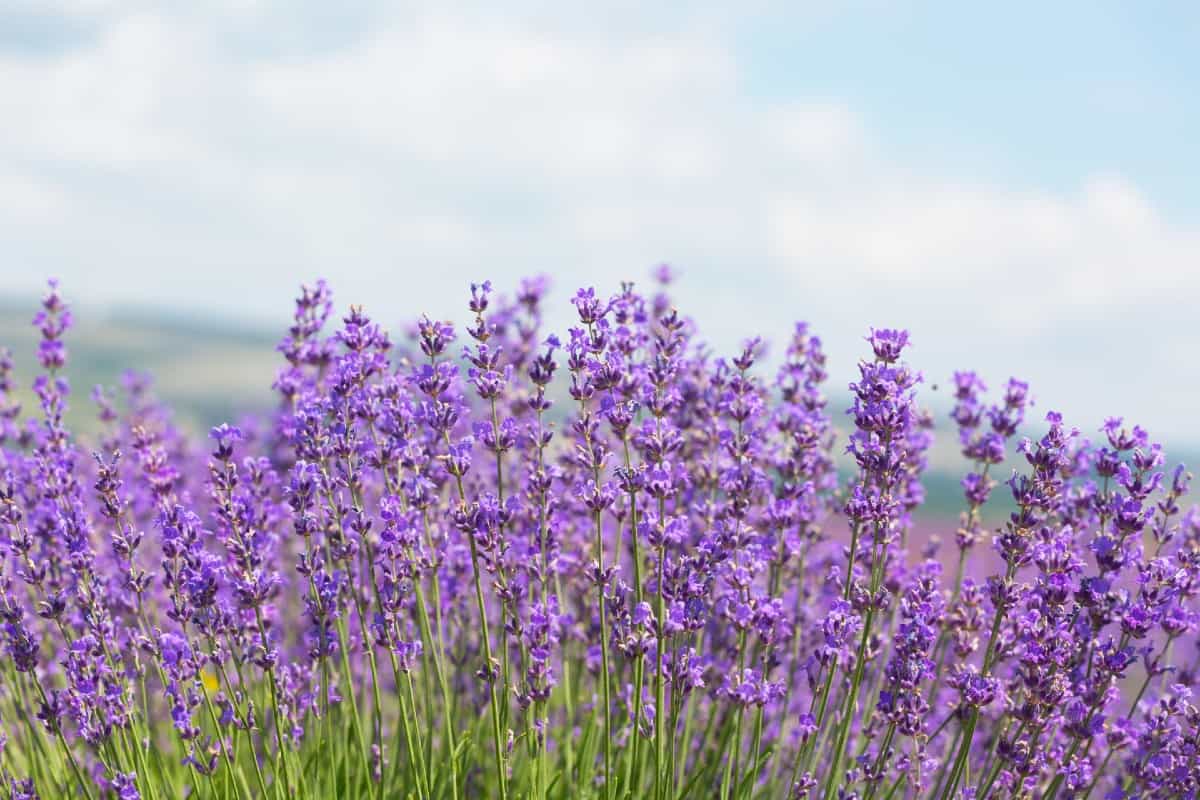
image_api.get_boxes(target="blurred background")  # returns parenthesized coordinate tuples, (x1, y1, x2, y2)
(1, 2, 1198, 518)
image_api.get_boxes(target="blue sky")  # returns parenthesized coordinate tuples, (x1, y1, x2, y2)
(1, 1, 1198, 444)
(740, 3, 1199, 218)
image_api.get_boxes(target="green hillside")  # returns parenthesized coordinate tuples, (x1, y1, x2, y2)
(0, 302, 278, 437)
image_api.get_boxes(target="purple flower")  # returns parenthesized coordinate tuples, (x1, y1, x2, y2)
(864, 327, 910, 363)
(111, 772, 141, 800)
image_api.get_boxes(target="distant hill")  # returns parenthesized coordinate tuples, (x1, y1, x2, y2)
(0, 300, 279, 437)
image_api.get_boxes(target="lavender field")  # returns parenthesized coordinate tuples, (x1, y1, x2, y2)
(0, 273, 1195, 799)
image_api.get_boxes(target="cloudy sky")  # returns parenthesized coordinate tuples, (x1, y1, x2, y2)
(1, 2, 1198, 443)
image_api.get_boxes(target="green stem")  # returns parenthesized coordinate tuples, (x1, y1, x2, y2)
(721, 630, 748, 800)
(31, 675, 96, 800)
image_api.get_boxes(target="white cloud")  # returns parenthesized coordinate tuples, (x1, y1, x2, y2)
(0, 3, 1198, 442)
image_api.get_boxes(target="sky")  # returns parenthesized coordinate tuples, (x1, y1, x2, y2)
(1, 2, 1198, 444)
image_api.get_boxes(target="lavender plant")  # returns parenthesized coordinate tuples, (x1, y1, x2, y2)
(0, 275, 1196, 799)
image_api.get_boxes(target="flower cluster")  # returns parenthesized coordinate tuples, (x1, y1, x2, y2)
(0, 275, 1196, 800)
